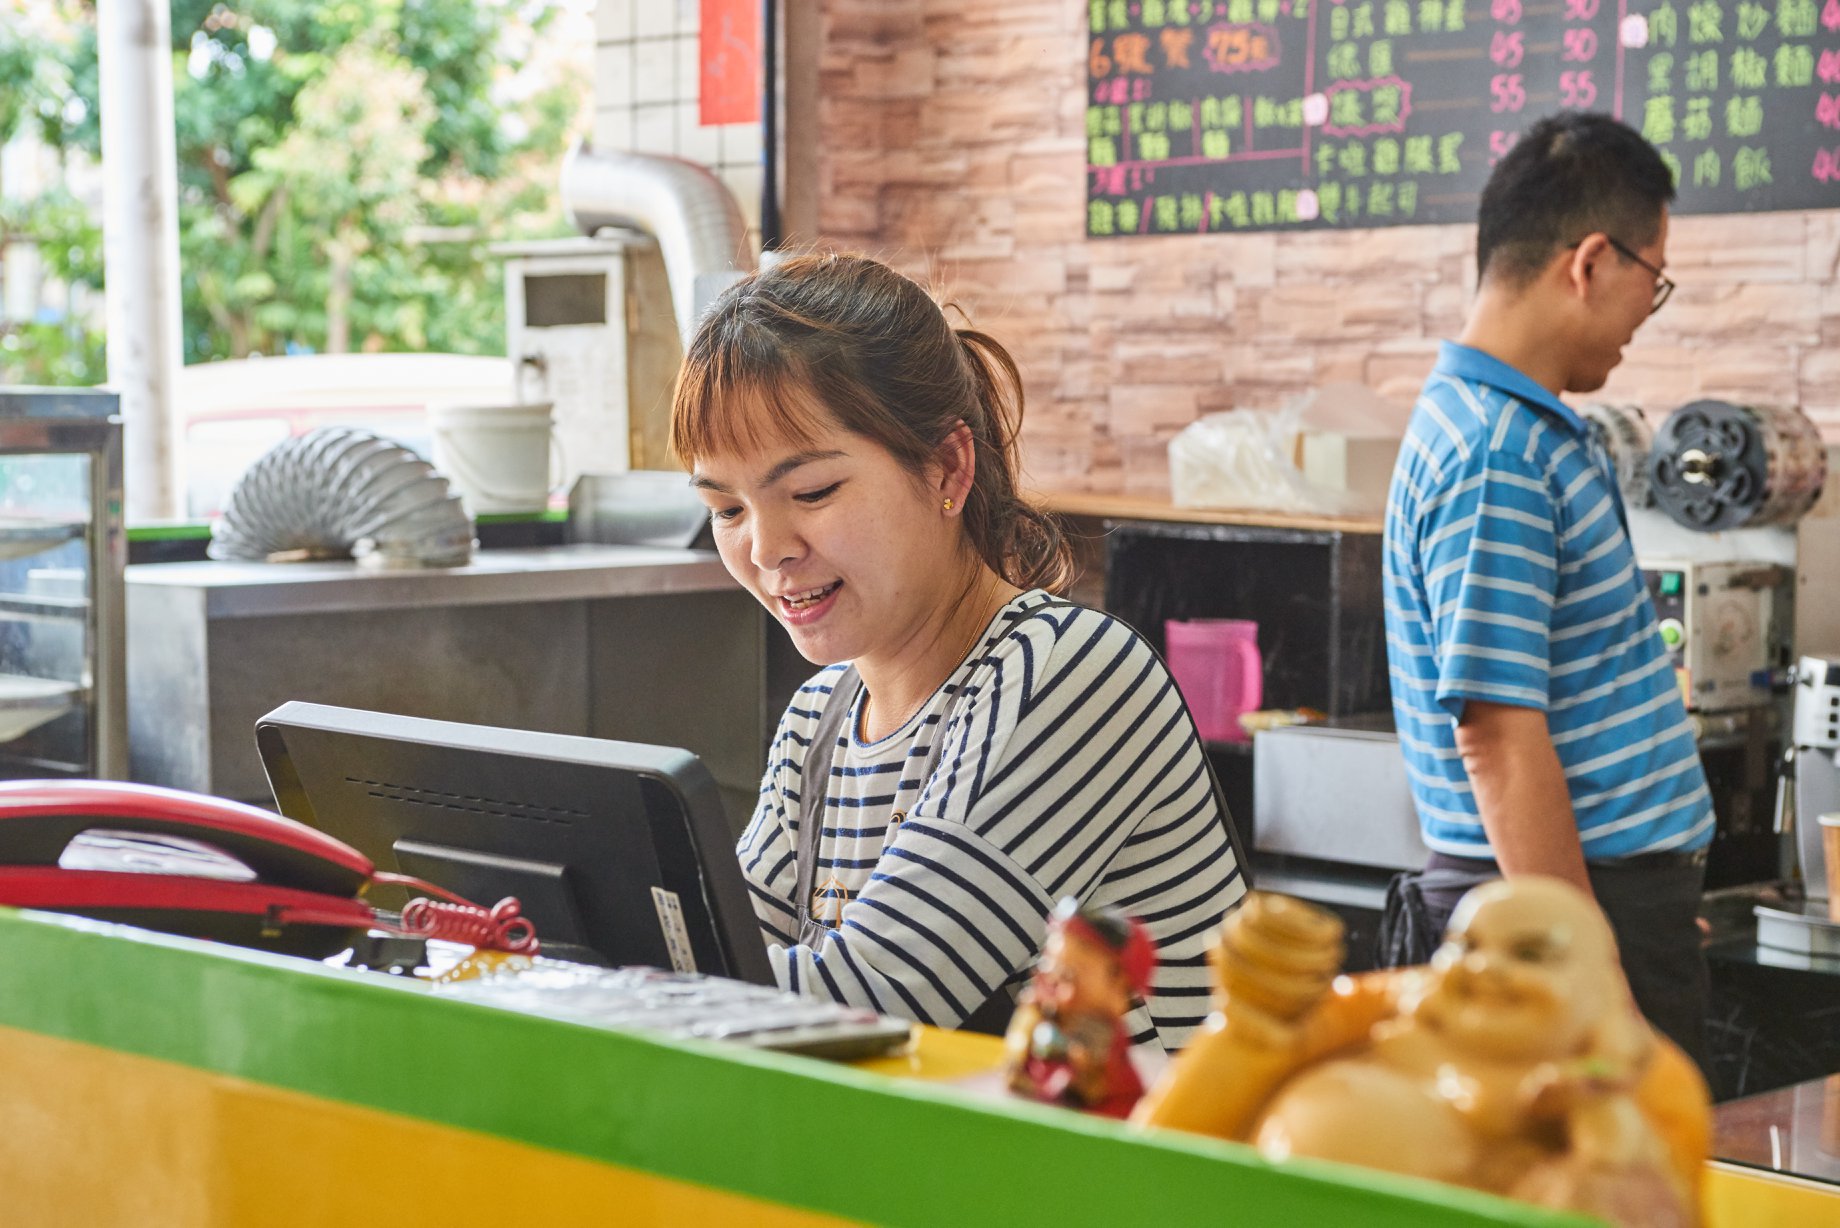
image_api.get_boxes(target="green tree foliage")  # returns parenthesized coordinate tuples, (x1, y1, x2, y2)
(0, 0, 581, 383)
(0, 9, 106, 383)
(0, 187, 107, 384)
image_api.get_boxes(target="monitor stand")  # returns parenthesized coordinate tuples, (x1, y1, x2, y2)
(394, 839, 605, 966)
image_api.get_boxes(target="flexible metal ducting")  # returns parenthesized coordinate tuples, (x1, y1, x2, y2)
(209, 427, 475, 567)
(559, 141, 755, 343)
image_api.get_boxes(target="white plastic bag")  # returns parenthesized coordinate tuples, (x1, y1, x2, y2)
(1168, 382, 1408, 515)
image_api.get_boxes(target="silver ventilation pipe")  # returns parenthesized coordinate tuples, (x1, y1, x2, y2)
(559, 142, 755, 345)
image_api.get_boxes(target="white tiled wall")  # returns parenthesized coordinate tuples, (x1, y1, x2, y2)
(593, 0, 764, 240)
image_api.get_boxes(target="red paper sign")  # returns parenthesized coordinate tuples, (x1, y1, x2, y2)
(699, 0, 760, 127)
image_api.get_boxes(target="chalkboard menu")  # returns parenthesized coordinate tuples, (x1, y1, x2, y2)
(1085, 0, 1840, 237)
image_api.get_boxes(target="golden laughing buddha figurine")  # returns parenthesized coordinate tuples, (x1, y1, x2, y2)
(1132, 880, 1710, 1228)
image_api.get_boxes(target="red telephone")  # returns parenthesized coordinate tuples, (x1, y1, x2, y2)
(0, 780, 536, 958)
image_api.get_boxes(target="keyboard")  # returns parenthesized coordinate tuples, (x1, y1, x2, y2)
(430, 960, 916, 1060)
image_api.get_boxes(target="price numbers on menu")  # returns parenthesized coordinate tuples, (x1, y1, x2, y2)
(1487, 0, 1603, 164)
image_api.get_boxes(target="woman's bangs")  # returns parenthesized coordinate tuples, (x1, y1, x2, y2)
(671, 347, 833, 465)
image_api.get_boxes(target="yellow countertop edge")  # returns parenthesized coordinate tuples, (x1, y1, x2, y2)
(1704, 1158, 1840, 1223)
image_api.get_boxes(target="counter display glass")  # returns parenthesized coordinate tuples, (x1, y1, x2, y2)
(1714, 1074, 1840, 1187)
(0, 390, 125, 779)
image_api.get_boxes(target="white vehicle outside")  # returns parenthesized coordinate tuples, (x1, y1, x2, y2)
(176, 352, 515, 518)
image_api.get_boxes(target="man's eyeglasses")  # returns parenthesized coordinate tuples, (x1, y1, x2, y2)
(1595, 235, 1675, 314)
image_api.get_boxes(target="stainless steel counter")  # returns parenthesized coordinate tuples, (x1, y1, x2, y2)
(1253, 716, 1425, 876)
(126, 544, 736, 617)
(126, 545, 771, 821)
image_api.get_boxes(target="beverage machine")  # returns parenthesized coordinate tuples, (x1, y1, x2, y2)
(1785, 657, 1840, 920)
(1586, 399, 1840, 890)
(1736, 655, 1840, 957)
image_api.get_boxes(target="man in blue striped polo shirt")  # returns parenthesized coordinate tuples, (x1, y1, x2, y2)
(1382, 113, 1713, 1070)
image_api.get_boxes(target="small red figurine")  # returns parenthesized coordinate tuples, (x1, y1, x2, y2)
(1003, 897, 1157, 1118)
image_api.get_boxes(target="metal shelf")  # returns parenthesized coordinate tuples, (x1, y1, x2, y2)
(0, 673, 85, 744)
(0, 517, 86, 563)
(0, 592, 90, 622)
(0, 748, 88, 776)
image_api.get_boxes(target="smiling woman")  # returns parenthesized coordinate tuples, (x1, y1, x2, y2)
(670, 253, 1249, 1053)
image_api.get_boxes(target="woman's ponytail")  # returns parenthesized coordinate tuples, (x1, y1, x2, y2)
(955, 328, 1074, 594)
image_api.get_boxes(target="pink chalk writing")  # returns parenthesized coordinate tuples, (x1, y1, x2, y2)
(1321, 76, 1414, 138)
(1091, 77, 1152, 105)
(1491, 72, 1527, 113)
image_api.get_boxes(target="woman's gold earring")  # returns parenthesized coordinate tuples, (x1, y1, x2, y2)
(943, 497, 955, 512)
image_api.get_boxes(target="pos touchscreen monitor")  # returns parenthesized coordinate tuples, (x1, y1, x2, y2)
(254, 701, 773, 984)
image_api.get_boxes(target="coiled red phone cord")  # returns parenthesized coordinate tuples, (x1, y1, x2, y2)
(371, 871, 540, 955)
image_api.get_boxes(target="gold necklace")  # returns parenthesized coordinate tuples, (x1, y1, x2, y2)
(858, 591, 1001, 742)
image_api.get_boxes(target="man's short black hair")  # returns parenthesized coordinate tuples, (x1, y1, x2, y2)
(1475, 111, 1676, 287)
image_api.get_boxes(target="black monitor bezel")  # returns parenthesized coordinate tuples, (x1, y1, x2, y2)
(253, 701, 772, 985)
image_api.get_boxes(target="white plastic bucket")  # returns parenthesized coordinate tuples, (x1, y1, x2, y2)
(429, 402, 557, 514)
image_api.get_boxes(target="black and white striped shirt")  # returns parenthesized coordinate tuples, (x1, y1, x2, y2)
(737, 590, 1246, 1052)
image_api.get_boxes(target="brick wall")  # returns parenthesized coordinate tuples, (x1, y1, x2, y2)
(814, 0, 1840, 498)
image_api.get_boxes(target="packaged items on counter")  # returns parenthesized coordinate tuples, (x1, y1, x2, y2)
(1236, 707, 1327, 737)
(1168, 382, 1408, 516)
(1133, 882, 1710, 1228)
